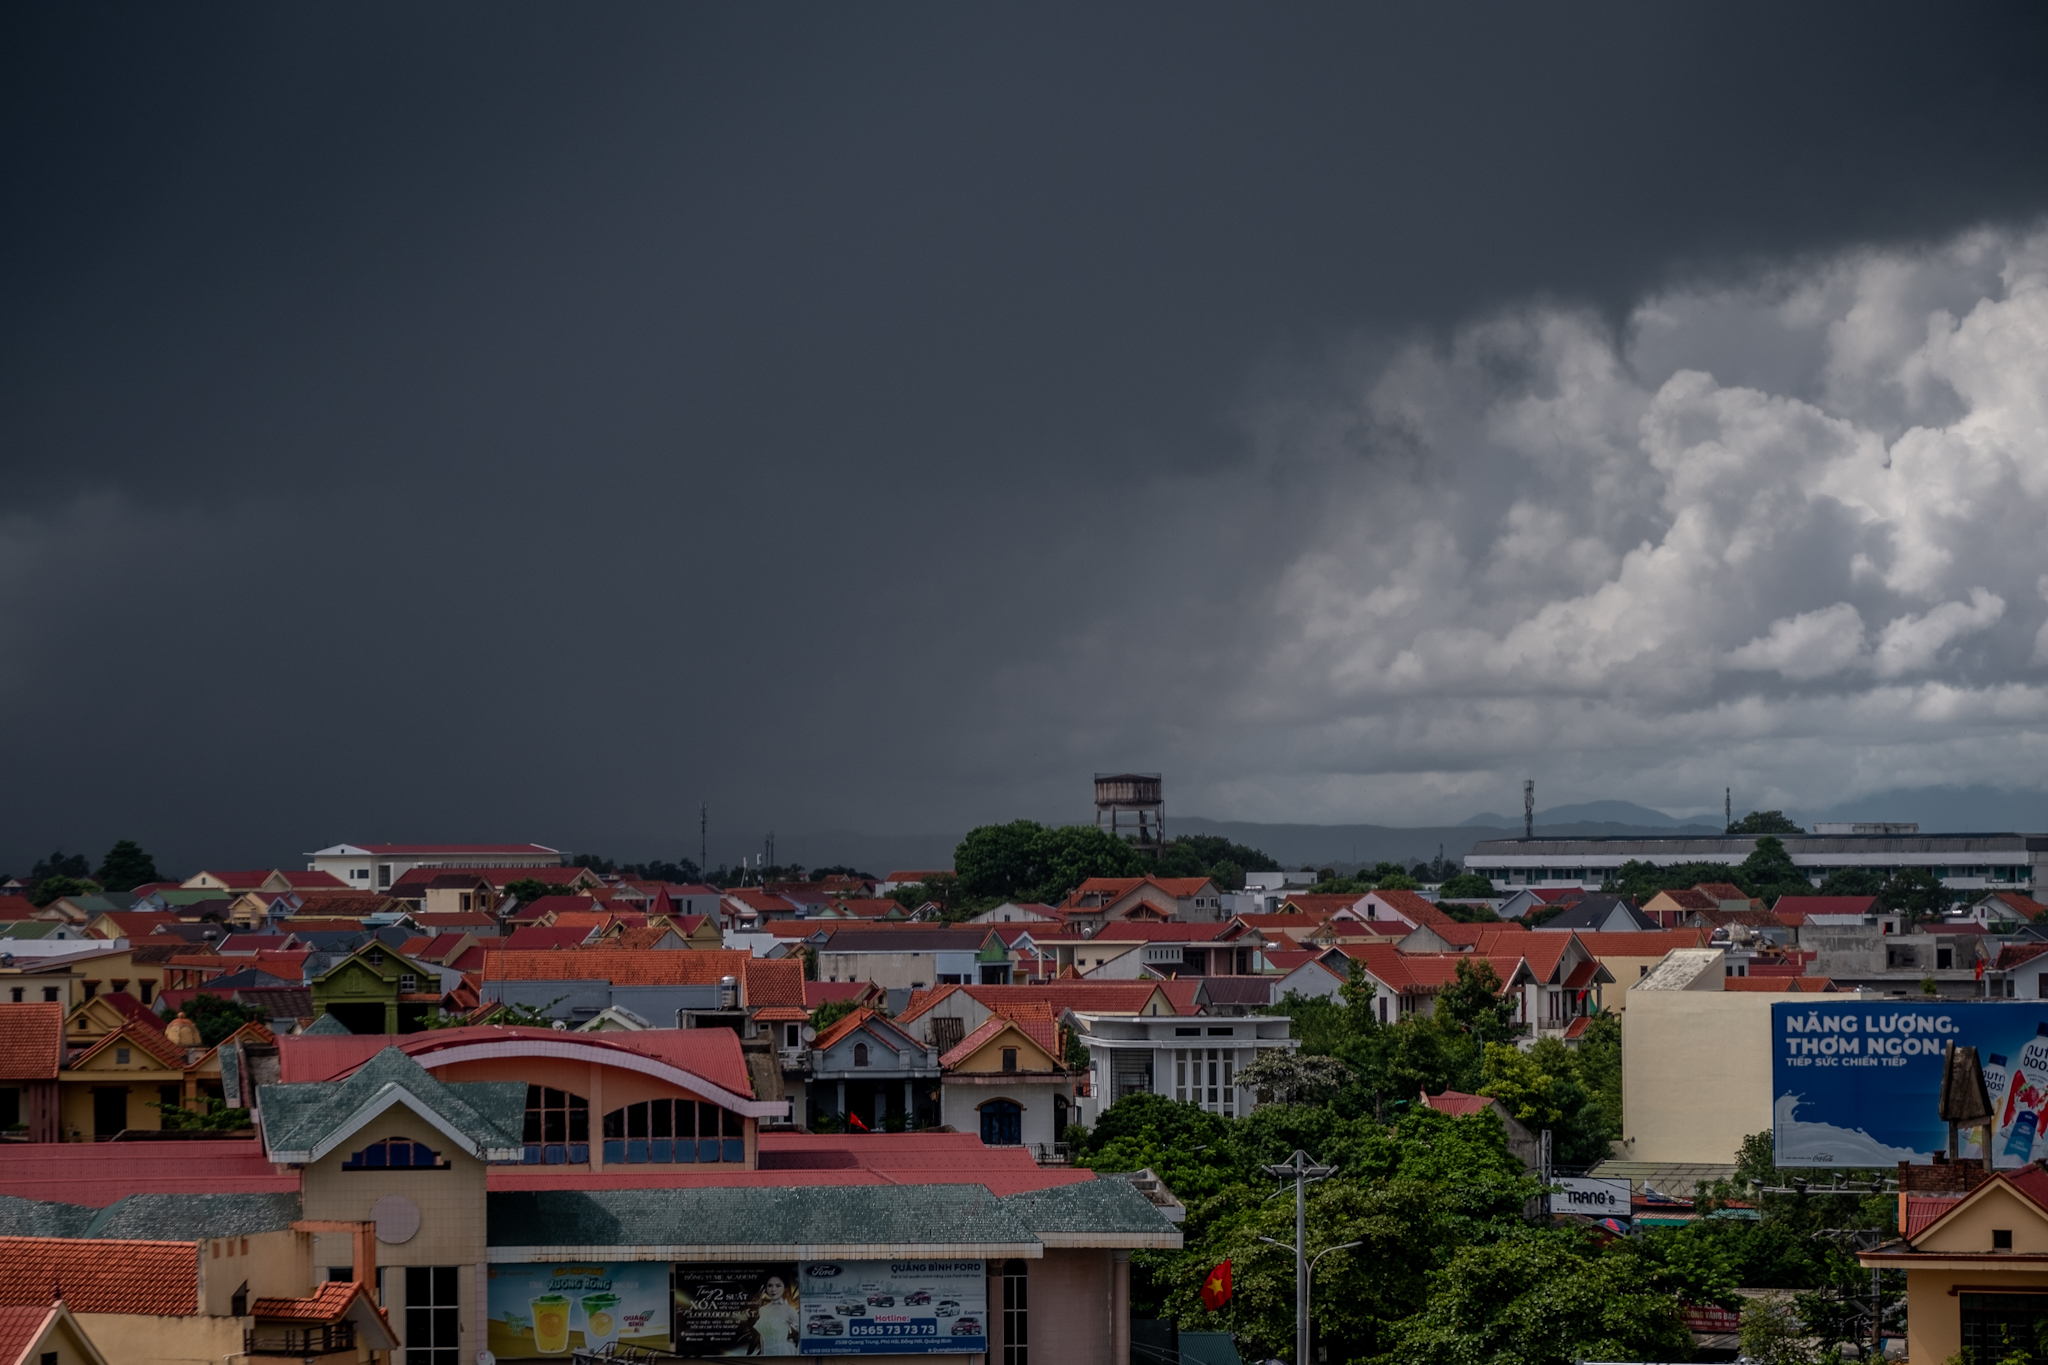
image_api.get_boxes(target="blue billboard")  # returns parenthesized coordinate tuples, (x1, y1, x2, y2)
(1772, 1000, 2048, 1168)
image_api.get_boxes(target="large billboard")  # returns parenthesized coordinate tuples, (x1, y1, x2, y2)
(486, 1262, 672, 1357)
(797, 1259, 988, 1355)
(674, 1263, 803, 1356)
(1772, 1000, 2048, 1168)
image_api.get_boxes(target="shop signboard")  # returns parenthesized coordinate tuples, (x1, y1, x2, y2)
(1772, 1000, 2048, 1168)
(1548, 1176, 1630, 1215)
(797, 1259, 988, 1355)
(672, 1263, 804, 1356)
(485, 1261, 671, 1358)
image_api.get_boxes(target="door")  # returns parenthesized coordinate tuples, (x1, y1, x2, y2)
(92, 1087, 128, 1139)
(980, 1100, 1022, 1146)
(405, 1266, 460, 1365)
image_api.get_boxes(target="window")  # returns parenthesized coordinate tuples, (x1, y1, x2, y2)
(376, 864, 392, 888)
(1001, 1258, 1028, 1365)
(1938, 948, 1955, 971)
(853, 1043, 870, 1067)
(601, 1099, 742, 1164)
(342, 1137, 445, 1170)
(82, 981, 99, 999)
(140, 980, 154, 1003)
(1961, 1292, 2048, 1364)
(521, 1086, 589, 1164)
(7, 988, 18, 1003)
(115, 1047, 130, 1065)
(231, 1281, 249, 1316)
(785, 1024, 801, 1048)
(1001, 1047, 1018, 1073)
(399, 974, 418, 993)
(367, 949, 385, 968)
(405, 1265, 460, 1365)
(1995, 1229, 2014, 1250)
(1206, 1027, 1233, 1036)
(980, 1099, 1023, 1146)
(42, 987, 57, 1003)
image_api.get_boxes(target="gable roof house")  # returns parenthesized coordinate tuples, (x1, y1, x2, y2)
(806, 1008, 942, 1133)
(1860, 1163, 2048, 1365)
(811, 927, 1019, 991)
(1528, 894, 1656, 933)
(307, 941, 441, 1035)
(1059, 876, 1229, 928)
(938, 1003, 1078, 1153)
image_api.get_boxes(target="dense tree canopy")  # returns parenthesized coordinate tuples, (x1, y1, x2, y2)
(1435, 871, 1498, 901)
(94, 839, 160, 893)
(1728, 809, 1805, 834)
(953, 821, 1146, 903)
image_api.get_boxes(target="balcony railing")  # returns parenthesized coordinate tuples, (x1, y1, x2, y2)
(1028, 1142, 1071, 1166)
(245, 1323, 356, 1356)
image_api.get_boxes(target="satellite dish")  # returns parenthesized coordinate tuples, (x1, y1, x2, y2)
(801, 1026, 816, 1042)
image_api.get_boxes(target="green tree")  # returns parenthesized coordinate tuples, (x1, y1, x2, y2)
(1729, 809, 1805, 835)
(29, 875, 99, 908)
(1816, 866, 1885, 897)
(1480, 1038, 1613, 1167)
(1374, 872, 1420, 891)
(29, 851, 90, 882)
(501, 878, 554, 906)
(1880, 866, 1952, 925)
(95, 840, 161, 894)
(156, 1096, 254, 1131)
(953, 821, 1143, 903)
(1738, 836, 1810, 899)
(182, 993, 269, 1047)
(1237, 1051, 1356, 1106)
(1602, 858, 1756, 900)
(1738, 1297, 1815, 1364)
(1152, 835, 1279, 886)
(1438, 900, 1501, 923)
(1436, 872, 1497, 900)
(1436, 960, 1521, 1044)
(1379, 1233, 1692, 1365)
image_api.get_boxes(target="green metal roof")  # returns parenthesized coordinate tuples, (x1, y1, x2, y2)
(998, 1178, 1184, 1248)
(85, 1192, 301, 1239)
(487, 1184, 1042, 1259)
(259, 1045, 523, 1163)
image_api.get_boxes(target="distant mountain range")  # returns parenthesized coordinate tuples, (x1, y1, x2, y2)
(778, 784, 2048, 878)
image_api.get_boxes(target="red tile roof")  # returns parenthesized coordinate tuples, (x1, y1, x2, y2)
(276, 1025, 757, 1097)
(1772, 896, 1881, 918)
(1723, 976, 1836, 992)
(1369, 889, 1456, 929)
(812, 1007, 882, 1052)
(0, 1140, 291, 1204)
(1572, 929, 1711, 958)
(1983, 891, 2048, 921)
(505, 894, 601, 924)
(1648, 888, 1718, 910)
(0, 1006, 63, 1080)
(1995, 942, 2048, 972)
(804, 981, 882, 1008)
(1420, 1089, 1495, 1118)
(884, 870, 952, 883)
(0, 1304, 58, 1365)
(941, 1011, 1063, 1069)
(503, 925, 594, 951)
(88, 911, 182, 939)
(68, 1020, 191, 1073)
(252, 1279, 382, 1324)
(1903, 1195, 1963, 1239)
(742, 957, 805, 1009)
(482, 948, 754, 987)
(0, 896, 36, 920)
(1032, 922, 1236, 944)
(0, 1237, 196, 1315)
(343, 843, 561, 856)
(1694, 883, 1751, 902)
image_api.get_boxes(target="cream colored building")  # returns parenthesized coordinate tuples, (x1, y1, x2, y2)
(1617, 948, 1780, 1165)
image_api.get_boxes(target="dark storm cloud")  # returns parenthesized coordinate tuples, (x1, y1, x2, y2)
(4, 2, 2048, 872)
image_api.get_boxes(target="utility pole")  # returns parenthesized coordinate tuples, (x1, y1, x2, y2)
(1726, 787, 1732, 830)
(1260, 1150, 1336, 1365)
(1523, 780, 1534, 840)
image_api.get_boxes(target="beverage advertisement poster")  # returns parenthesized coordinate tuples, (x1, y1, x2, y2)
(797, 1259, 987, 1355)
(673, 1263, 802, 1356)
(1771, 1001, 2048, 1167)
(486, 1262, 671, 1358)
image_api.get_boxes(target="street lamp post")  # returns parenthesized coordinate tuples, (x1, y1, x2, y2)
(1259, 1149, 1347, 1364)
(1257, 1236, 1364, 1363)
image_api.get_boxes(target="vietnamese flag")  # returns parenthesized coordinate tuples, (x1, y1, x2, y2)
(848, 1112, 870, 1132)
(1200, 1260, 1232, 1311)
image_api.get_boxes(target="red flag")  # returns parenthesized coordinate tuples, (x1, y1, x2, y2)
(848, 1112, 870, 1132)
(1199, 1260, 1231, 1311)
(1977, 958, 1987, 981)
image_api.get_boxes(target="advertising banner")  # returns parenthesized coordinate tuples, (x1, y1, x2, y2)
(797, 1259, 988, 1355)
(1772, 1000, 2048, 1168)
(1549, 1176, 1631, 1215)
(486, 1261, 671, 1358)
(673, 1263, 803, 1357)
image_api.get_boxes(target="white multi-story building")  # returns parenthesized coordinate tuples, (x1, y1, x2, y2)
(304, 842, 562, 892)
(1465, 827, 2044, 896)
(1070, 1012, 1296, 1124)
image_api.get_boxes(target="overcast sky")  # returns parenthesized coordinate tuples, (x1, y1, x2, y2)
(6, 3, 2048, 873)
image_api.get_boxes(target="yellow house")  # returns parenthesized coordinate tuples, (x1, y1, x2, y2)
(937, 1008, 1075, 1150)
(1862, 1164, 2048, 1363)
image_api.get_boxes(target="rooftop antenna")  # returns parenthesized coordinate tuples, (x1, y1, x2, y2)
(1726, 787, 1732, 831)
(1524, 780, 1535, 841)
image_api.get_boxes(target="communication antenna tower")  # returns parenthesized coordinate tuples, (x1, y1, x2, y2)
(1523, 780, 1535, 841)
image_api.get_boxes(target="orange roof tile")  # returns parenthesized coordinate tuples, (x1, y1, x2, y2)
(812, 1007, 880, 1052)
(252, 1279, 379, 1323)
(0, 1005, 63, 1081)
(742, 957, 805, 1009)
(0, 1238, 196, 1315)
(0, 1303, 58, 1365)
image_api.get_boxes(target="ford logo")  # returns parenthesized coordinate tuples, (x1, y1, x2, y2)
(806, 1264, 842, 1277)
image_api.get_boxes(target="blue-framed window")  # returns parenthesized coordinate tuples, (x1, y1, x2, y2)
(521, 1085, 589, 1165)
(601, 1099, 744, 1163)
(342, 1136, 446, 1170)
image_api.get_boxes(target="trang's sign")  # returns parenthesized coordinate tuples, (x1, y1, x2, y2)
(1548, 1176, 1630, 1215)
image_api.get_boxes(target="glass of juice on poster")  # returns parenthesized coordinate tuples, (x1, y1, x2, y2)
(532, 1294, 572, 1354)
(581, 1292, 622, 1346)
